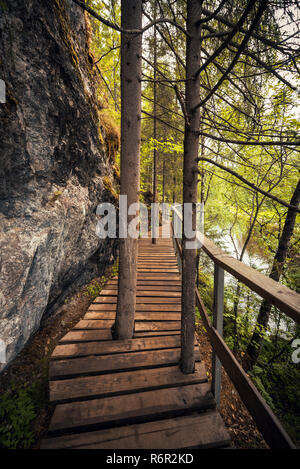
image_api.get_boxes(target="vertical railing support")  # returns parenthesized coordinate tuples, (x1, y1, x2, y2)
(172, 208, 182, 273)
(212, 263, 224, 407)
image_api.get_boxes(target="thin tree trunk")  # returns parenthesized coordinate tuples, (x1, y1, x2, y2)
(162, 156, 166, 203)
(244, 178, 300, 370)
(173, 175, 176, 204)
(181, 0, 201, 374)
(114, 0, 142, 340)
(197, 135, 205, 289)
(152, 4, 158, 244)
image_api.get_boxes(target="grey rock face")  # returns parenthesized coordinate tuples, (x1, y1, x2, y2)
(0, 0, 119, 370)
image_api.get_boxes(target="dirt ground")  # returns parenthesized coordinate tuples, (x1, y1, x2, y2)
(0, 268, 267, 449)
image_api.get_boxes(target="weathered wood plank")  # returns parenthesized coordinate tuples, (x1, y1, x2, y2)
(81, 304, 182, 312)
(73, 318, 182, 331)
(84, 312, 181, 321)
(59, 330, 112, 343)
(137, 275, 180, 279)
(134, 331, 180, 337)
(135, 321, 181, 331)
(91, 296, 181, 304)
(52, 335, 196, 359)
(137, 269, 179, 273)
(49, 362, 207, 403)
(49, 348, 200, 379)
(106, 280, 181, 286)
(74, 319, 114, 330)
(48, 383, 215, 434)
(100, 289, 181, 296)
(41, 412, 230, 449)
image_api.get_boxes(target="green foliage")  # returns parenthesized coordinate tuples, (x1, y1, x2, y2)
(0, 378, 46, 449)
(83, 260, 119, 299)
(249, 366, 275, 410)
(83, 280, 103, 298)
(0, 0, 7, 11)
(89, 0, 121, 114)
(249, 338, 300, 446)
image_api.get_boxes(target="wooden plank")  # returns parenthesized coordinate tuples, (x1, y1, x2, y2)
(137, 259, 178, 262)
(137, 272, 180, 282)
(49, 348, 200, 379)
(137, 269, 179, 273)
(138, 257, 176, 259)
(134, 331, 180, 337)
(138, 258, 177, 261)
(138, 262, 179, 273)
(106, 280, 181, 286)
(81, 311, 135, 320)
(83, 304, 182, 312)
(59, 330, 112, 343)
(84, 312, 181, 321)
(52, 335, 195, 359)
(41, 411, 230, 449)
(138, 251, 174, 254)
(48, 383, 215, 434)
(137, 266, 178, 269)
(138, 245, 173, 248)
(102, 287, 181, 293)
(74, 319, 114, 330)
(49, 362, 207, 403)
(74, 318, 182, 331)
(135, 304, 181, 311)
(137, 269, 181, 272)
(100, 289, 181, 296)
(138, 258, 175, 261)
(138, 252, 174, 254)
(138, 261, 176, 264)
(136, 280, 181, 285)
(91, 296, 181, 304)
(135, 321, 181, 331)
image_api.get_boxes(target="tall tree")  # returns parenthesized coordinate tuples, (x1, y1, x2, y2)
(114, 0, 142, 339)
(152, 2, 158, 244)
(180, 0, 202, 374)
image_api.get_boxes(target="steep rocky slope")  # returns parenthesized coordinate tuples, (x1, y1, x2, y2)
(0, 0, 119, 370)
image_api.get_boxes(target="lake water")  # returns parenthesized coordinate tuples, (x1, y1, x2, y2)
(202, 225, 295, 335)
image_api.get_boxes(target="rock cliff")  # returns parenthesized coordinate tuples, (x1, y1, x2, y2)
(0, 0, 119, 370)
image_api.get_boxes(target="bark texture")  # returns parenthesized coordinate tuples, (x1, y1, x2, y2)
(180, 0, 201, 374)
(114, 0, 142, 339)
(152, 5, 158, 244)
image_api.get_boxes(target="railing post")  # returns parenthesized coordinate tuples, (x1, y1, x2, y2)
(172, 206, 182, 273)
(212, 263, 224, 407)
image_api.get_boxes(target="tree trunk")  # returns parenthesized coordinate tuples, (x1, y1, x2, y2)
(173, 175, 176, 204)
(197, 136, 205, 289)
(152, 3, 158, 244)
(180, 0, 201, 374)
(114, 0, 142, 340)
(162, 156, 166, 203)
(244, 178, 300, 370)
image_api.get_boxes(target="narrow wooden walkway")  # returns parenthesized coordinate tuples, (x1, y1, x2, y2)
(41, 237, 230, 449)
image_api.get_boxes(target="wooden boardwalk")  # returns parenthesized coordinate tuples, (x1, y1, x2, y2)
(41, 237, 230, 449)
